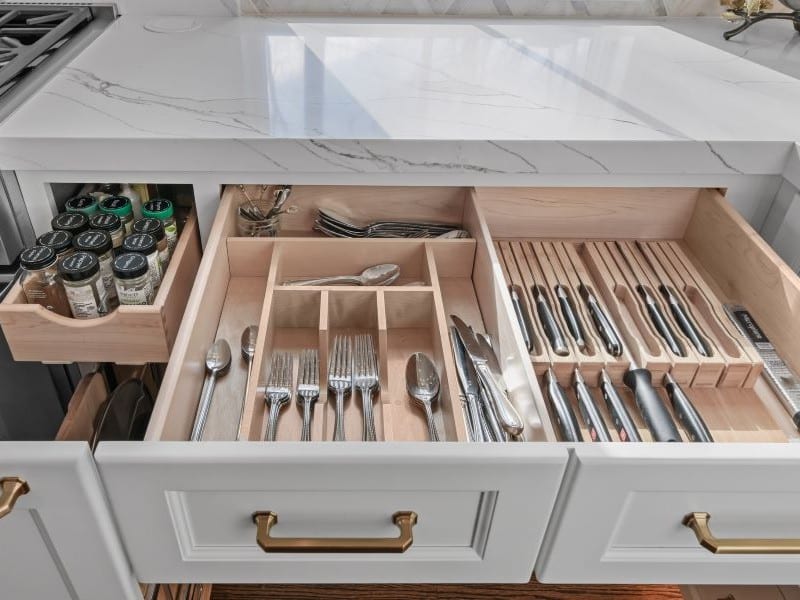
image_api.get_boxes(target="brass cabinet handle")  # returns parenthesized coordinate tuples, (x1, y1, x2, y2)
(683, 512, 800, 554)
(252, 511, 418, 553)
(0, 477, 29, 520)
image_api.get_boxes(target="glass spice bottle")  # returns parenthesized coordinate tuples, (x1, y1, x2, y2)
(89, 213, 125, 253)
(51, 212, 89, 236)
(121, 232, 162, 290)
(36, 230, 74, 260)
(58, 251, 109, 319)
(113, 252, 154, 305)
(99, 195, 134, 235)
(142, 199, 178, 253)
(132, 217, 170, 270)
(65, 195, 99, 217)
(19, 245, 71, 317)
(74, 230, 118, 308)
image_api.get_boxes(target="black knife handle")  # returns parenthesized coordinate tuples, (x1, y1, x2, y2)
(664, 377, 713, 442)
(534, 285, 569, 356)
(509, 285, 537, 354)
(638, 286, 685, 357)
(623, 368, 681, 442)
(545, 371, 583, 442)
(599, 373, 642, 442)
(580, 285, 622, 357)
(661, 286, 711, 358)
(573, 376, 612, 442)
(556, 285, 586, 350)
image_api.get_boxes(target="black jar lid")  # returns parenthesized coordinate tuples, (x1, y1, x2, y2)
(51, 212, 89, 234)
(99, 195, 132, 216)
(20, 245, 57, 270)
(58, 251, 99, 282)
(65, 195, 98, 213)
(36, 230, 73, 255)
(74, 230, 112, 255)
(132, 218, 166, 241)
(121, 232, 157, 255)
(112, 252, 149, 280)
(89, 213, 122, 232)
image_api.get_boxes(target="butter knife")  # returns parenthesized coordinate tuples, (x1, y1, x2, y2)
(448, 326, 486, 442)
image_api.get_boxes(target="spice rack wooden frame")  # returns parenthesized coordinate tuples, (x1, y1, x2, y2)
(0, 211, 201, 364)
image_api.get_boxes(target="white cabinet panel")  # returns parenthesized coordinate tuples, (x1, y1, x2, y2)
(536, 444, 800, 584)
(96, 441, 568, 583)
(0, 443, 140, 600)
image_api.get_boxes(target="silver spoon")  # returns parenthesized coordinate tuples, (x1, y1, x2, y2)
(406, 352, 441, 442)
(237, 325, 258, 440)
(282, 263, 400, 286)
(191, 339, 232, 441)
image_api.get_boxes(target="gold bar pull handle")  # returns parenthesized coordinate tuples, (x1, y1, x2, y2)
(0, 477, 29, 520)
(253, 511, 418, 553)
(683, 512, 800, 554)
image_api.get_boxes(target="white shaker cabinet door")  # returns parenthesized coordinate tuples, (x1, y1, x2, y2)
(0, 443, 140, 600)
(536, 444, 800, 585)
(96, 441, 568, 584)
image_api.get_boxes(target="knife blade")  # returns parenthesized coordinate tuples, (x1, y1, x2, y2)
(545, 368, 583, 442)
(532, 285, 570, 356)
(448, 326, 486, 442)
(573, 369, 612, 442)
(451, 315, 524, 436)
(664, 372, 713, 442)
(577, 280, 623, 357)
(508, 284, 537, 354)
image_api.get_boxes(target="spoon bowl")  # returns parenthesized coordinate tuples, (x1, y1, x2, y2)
(241, 325, 258, 363)
(405, 352, 442, 442)
(283, 263, 400, 286)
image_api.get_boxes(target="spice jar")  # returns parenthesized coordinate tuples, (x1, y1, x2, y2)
(89, 213, 124, 253)
(132, 217, 170, 270)
(74, 230, 118, 308)
(121, 232, 161, 290)
(58, 251, 109, 319)
(36, 230, 74, 260)
(65, 195, 98, 217)
(113, 252, 154, 305)
(142, 199, 178, 253)
(19, 245, 71, 317)
(51, 212, 89, 236)
(99, 196, 134, 235)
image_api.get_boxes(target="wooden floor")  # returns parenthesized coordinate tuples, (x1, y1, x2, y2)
(212, 580, 684, 600)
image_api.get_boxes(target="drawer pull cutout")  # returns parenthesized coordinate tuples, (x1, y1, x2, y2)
(683, 512, 800, 554)
(252, 511, 418, 553)
(0, 477, 29, 520)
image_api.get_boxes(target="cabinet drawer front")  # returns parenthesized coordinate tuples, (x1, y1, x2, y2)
(0, 443, 140, 600)
(536, 444, 800, 584)
(96, 442, 567, 583)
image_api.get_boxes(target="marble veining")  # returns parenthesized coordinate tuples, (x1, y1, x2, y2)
(0, 16, 799, 175)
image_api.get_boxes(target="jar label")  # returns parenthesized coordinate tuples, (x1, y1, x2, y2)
(116, 280, 153, 305)
(65, 283, 102, 319)
(99, 255, 118, 300)
(164, 223, 178, 252)
(147, 252, 162, 290)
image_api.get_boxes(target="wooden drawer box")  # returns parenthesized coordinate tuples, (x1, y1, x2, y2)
(0, 211, 201, 364)
(94, 185, 800, 586)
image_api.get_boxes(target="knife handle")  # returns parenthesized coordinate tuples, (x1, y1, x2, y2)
(661, 286, 711, 357)
(533, 286, 569, 356)
(623, 368, 681, 442)
(582, 288, 622, 357)
(463, 392, 486, 442)
(638, 286, 685, 357)
(546, 371, 583, 442)
(475, 363, 524, 436)
(573, 375, 612, 442)
(599, 372, 642, 442)
(478, 381, 506, 442)
(664, 376, 713, 442)
(556, 285, 586, 350)
(509, 285, 537, 353)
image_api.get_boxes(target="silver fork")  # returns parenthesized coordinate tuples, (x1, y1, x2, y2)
(264, 351, 293, 441)
(328, 335, 352, 441)
(296, 349, 320, 442)
(353, 334, 379, 441)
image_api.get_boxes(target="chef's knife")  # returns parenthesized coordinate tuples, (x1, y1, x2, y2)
(573, 369, 612, 442)
(545, 368, 583, 442)
(532, 285, 570, 356)
(555, 284, 587, 350)
(508, 284, 537, 354)
(664, 372, 713, 442)
(599, 369, 642, 442)
(451, 315, 524, 436)
(448, 326, 486, 442)
(578, 281, 622, 357)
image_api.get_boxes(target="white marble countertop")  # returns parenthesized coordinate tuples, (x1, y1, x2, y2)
(1, 15, 799, 176)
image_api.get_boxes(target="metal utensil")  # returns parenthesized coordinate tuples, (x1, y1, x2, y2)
(664, 372, 713, 442)
(532, 285, 569, 356)
(296, 349, 320, 442)
(578, 280, 622, 357)
(449, 326, 486, 442)
(573, 369, 612, 442)
(406, 352, 442, 442)
(283, 263, 400, 286)
(545, 368, 583, 442)
(475, 333, 524, 437)
(328, 335, 352, 441)
(266, 186, 292, 219)
(264, 352, 293, 441)
(353, 334, 379, 441)
(599, 369, 642, 442)
(508, 284, 537, 354)
(238, 325, 258, 440)
(191, 339, 232, 441)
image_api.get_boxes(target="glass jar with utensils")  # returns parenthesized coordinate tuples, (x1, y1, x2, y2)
(235, 184, 292, 237)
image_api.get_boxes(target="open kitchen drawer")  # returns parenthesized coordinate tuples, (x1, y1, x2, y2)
(0, 210, 201, 364)
(95, 186, 568, 584)
(95, 185, 800, 585)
